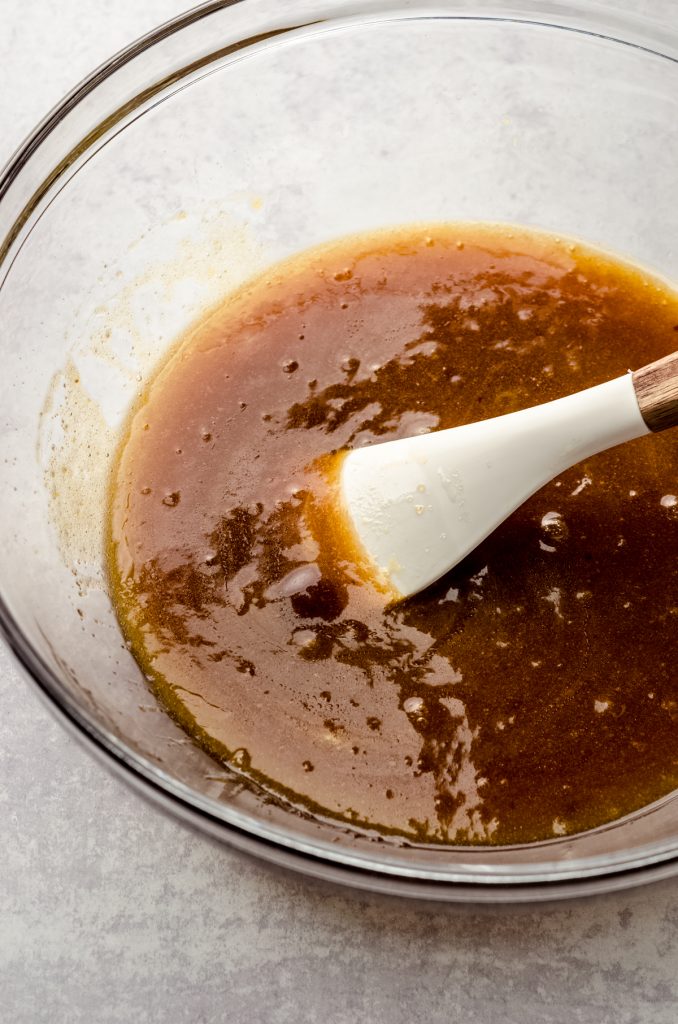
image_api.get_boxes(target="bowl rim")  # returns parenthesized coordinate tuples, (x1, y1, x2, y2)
(2, 0, 678, 900)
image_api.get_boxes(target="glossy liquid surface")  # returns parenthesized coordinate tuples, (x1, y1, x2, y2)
(109, 225, 678, 845)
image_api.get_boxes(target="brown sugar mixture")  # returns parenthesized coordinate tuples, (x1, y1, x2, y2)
(108, 224, 678, 845)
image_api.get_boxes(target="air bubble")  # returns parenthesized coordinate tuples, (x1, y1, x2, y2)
(404, 696, 425, 717)
(279, 564, 322, 597)
(341, 356, 360, 375)
(540, 510, 568, 541)
(231, 748, 250, 769)
(292, 629, 316, 648)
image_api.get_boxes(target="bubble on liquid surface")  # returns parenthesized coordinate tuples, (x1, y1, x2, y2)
(341, 356, 360, 375)
(292, 629, 316, 648)
(403, 696, 425, 718)
(269, 563, 321, 599)
(540, 510, 568, 541)
(230, 748, 251, 769)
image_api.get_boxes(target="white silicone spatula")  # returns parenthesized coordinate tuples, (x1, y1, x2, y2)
(340, 351, 678, 599)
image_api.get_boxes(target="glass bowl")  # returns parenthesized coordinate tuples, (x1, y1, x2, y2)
(2, 0, 678, 902)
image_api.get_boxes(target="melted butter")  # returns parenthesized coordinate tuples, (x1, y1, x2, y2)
(108, 223, 678, 845)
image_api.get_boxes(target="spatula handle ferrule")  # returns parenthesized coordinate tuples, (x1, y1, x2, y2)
(633, 350, 678, 432)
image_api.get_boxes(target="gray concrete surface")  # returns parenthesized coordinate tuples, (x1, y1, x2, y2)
(2, 1, 678, 1021)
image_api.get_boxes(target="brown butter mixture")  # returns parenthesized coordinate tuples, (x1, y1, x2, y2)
(109, 224, 678, 845)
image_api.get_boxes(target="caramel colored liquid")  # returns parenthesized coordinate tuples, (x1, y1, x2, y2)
(108, 225, 678, 845)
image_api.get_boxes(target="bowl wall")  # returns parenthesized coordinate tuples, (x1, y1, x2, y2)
(2, 0, 678, 899)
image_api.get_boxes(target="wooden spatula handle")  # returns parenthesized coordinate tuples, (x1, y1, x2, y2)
(632, 350, 678, 432)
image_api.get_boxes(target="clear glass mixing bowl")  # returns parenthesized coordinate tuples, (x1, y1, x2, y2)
(2, 0, 678, 902)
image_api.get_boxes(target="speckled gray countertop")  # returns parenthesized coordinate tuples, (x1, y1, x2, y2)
(3, 1, 678, 1021)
